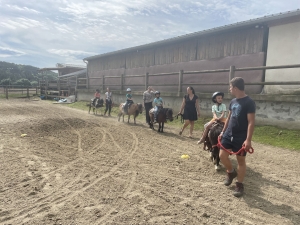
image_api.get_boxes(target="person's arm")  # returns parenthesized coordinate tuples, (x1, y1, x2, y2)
(219, 110, 231, 138)
(243, 113, 255, 150)
(213, 112, 218, 120)
(195, 98, 200, 117)
(179, 97, 185, 114)
(142, 92, 146, 107)
(217, 111, 225, 119)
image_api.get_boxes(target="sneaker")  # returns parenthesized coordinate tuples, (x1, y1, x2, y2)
(224, 169, 237, 186)
(233, 182, 244, 197)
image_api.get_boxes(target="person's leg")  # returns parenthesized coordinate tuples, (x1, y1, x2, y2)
(198, 122, 212, 144)
(189, 121, 194, 137)
(104, 99, 108, 115)
(219, 149, 233, 172)
(236, 155, 246, 183)
(145, 103, 151, 123)
(108, 103, 111, 116)
(179, 120, 190, 135)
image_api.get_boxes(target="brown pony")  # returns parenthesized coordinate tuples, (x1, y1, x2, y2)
(149, 108, 174, 132)
(118, 103, 143, 124)
(207, 121, 224, 171)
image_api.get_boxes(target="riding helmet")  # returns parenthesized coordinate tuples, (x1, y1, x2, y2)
(212, 92, 224, 103)
(155, 91, 160, 95)
(96, 89, 100, 92)
(126, 88, 131, 92)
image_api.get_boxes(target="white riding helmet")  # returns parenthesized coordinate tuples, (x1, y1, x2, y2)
(126, 88, 131, 92)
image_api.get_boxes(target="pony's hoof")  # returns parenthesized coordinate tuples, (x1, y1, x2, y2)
(215, 165, 221, 171)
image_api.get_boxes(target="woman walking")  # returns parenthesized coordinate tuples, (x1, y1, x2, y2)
(104, 87, 113, 116)
(178, 87, 201, 138)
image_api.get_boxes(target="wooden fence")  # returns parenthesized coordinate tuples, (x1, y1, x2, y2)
(87, 64, 300, 95)
(0, 85, 39, 99)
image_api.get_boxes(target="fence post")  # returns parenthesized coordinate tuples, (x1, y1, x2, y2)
(45, 79, 48, 99)
(27, 88, 29, 98)
(5, 86, 8, 99)
(102, 75, 105, 92)
(178, 70, 183, 96)
(145, 72, 149, 90)
(121, 74, 124, 91)
(229, 66, 235, 92)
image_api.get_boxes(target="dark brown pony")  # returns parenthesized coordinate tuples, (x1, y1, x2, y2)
(149, 108, 174, 132)
(89, 98, 104, 115)
(118, 103, 143, 124)
(207, 121, 224, 171)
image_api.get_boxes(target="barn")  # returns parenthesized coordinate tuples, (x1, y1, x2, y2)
(83, 9, 300, 95)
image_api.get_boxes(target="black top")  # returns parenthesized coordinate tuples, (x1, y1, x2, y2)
(224, 96, 256, 139)
(183, 94, 198, 121)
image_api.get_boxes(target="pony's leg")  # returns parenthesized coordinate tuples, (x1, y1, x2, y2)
(128, 115, 130, 123)
(161, 122, 164, 133)
(118, 111, 123, 121)
(158, 123, 161, 132)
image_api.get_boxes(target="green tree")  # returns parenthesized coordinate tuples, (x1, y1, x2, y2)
(14, 78, 32, 86)
(0, 78, 11, 85)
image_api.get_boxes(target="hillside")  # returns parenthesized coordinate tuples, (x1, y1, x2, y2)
(0, 61, 57, 86)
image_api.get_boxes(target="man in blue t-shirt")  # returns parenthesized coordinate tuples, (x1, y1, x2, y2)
(219, 77, 256, 197)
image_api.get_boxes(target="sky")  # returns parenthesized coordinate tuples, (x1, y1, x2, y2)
(0, 0, 300, 68)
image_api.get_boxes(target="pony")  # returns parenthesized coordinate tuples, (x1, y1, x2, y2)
(89, 98, 104, 115)
(149, 108, 174, 132)
(118, 103, 143, 124)
(207, 121, 224, 171)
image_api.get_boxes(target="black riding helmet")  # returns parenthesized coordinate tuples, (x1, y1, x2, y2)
(155, 91, 160, 96)
(212, 92, 224, 103)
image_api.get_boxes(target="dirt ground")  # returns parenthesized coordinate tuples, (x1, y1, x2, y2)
(1, 99, 300, 225)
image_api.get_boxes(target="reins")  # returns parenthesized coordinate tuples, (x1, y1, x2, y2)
(176, 113, 184, 123)
(212, 136, 254, 155)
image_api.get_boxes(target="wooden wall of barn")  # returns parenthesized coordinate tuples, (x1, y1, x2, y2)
(88, 27, 266, 94)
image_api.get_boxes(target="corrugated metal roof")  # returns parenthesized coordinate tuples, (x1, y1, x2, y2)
(58, 69, 87, 78)
(84, 9, 300, 61)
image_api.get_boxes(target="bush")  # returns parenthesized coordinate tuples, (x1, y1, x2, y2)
(31, 81, 38, 87)
(13, 78, 32, 87)
(0, 78, 11, 85)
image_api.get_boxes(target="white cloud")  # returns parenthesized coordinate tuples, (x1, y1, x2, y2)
(0, 46, 25, 57)
(0, 0, 300, 67)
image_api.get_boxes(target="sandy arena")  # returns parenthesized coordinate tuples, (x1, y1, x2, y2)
(0, 99, 299, 225)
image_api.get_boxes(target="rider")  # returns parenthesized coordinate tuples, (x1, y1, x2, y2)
(93, 89, 101, 106)
(197, 92, 227, 144)
(153, 91, 163, 123)
(123, 88, 133, 114)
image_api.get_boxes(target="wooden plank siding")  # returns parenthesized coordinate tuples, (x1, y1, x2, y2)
(90, 27, 265, 71)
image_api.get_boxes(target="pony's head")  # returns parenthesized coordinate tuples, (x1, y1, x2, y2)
(166, 108, 173, 121)
(137, 103, 143, 114)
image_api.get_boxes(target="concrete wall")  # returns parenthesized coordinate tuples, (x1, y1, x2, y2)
(77, 89, 300, 129)
(265, 21, 300, 94)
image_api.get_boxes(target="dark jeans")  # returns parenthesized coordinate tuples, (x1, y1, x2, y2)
(144, 102, 152, 123)
(124, 100, 133, 113)
(105, 99, 112, 115)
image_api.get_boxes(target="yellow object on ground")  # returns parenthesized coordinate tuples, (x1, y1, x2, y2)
(21, 134, 27, 137)
(181, 154, 190, 159)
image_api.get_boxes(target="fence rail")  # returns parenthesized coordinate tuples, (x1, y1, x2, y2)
(36, 63, 300, 99)
(86, 63, 300, 94)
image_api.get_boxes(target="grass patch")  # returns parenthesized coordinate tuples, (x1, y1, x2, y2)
(61, 101, 300, 151)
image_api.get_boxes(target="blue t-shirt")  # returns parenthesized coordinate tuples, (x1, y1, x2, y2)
(126, 93, 132, 100)
(224, 96, 255, 139)
(153, 97, 163, 107)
